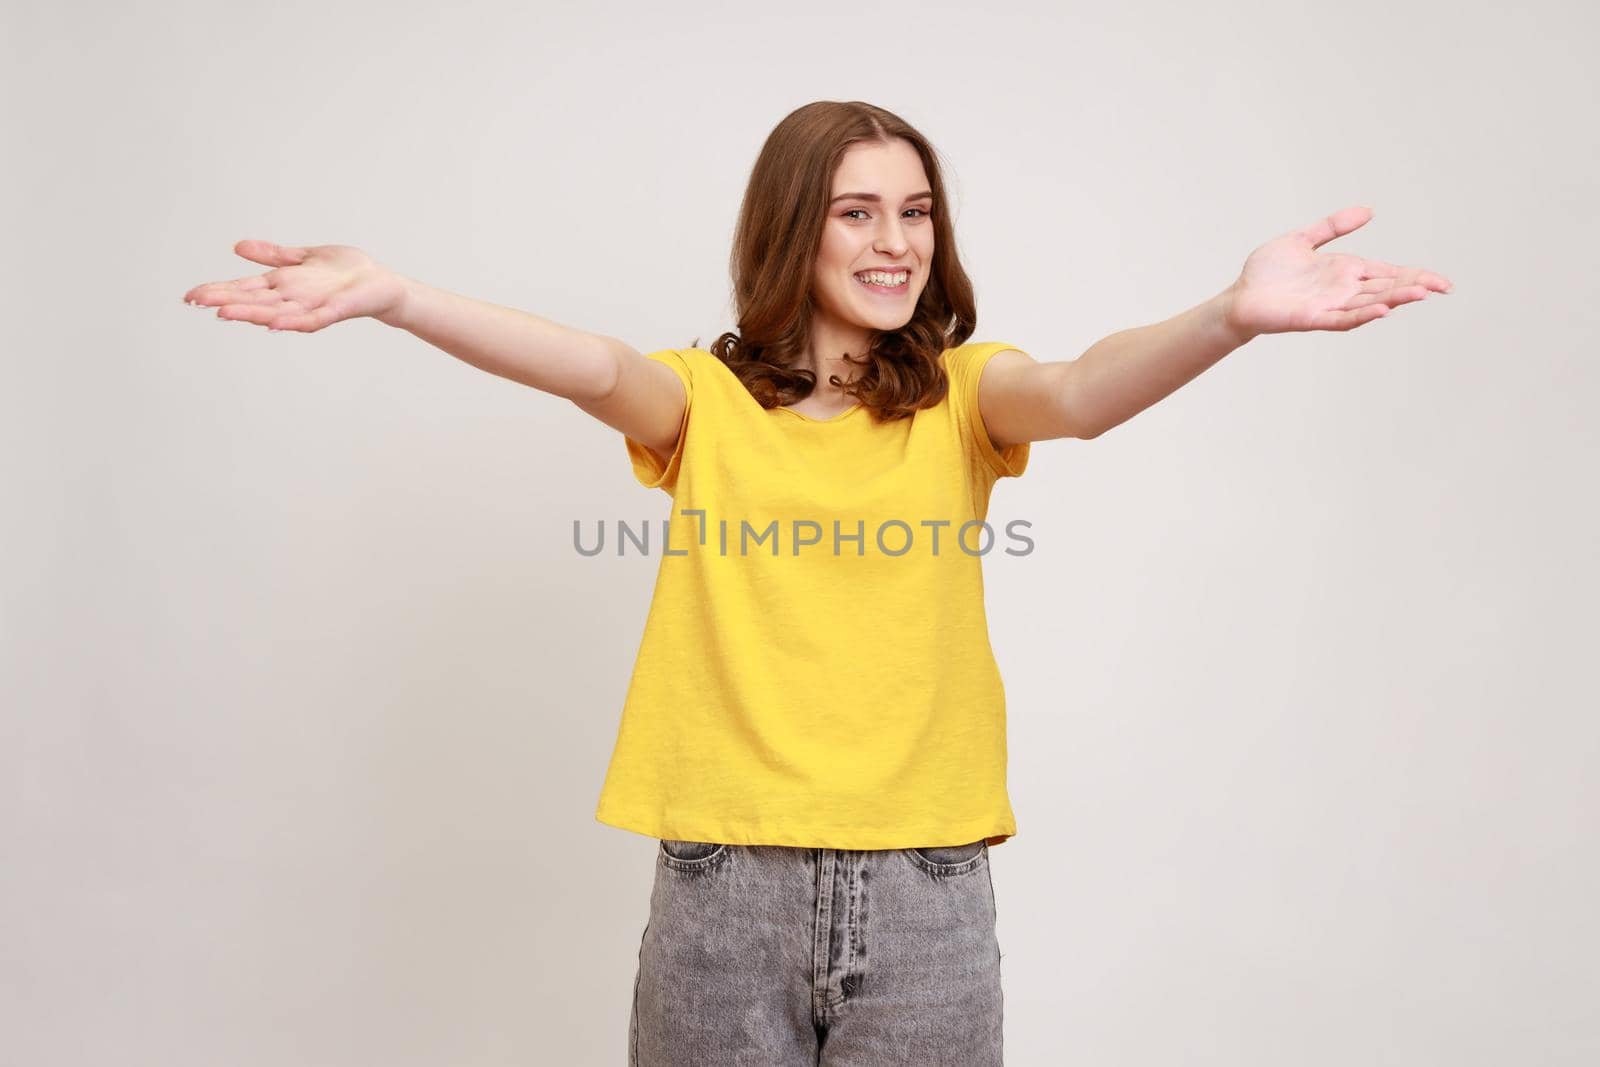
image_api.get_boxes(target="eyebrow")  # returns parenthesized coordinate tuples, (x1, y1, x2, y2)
(829, 190, 934, 204)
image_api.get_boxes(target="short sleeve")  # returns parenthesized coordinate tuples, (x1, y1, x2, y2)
(624, 348, 693, 493)
(951, 342, 1030, 480)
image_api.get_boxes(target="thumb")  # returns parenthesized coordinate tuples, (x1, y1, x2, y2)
(1298, 206, 1373, 252)
(233, 239, 309, 266)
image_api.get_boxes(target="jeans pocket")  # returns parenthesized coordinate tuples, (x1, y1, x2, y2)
(907, 839, 988, 875)
(658, 839, 728, 871)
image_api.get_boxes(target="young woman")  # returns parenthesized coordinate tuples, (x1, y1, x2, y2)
(182, 100, 1451, 1065)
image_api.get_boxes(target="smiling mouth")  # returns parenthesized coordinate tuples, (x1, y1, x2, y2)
(854, 273, 909, 295)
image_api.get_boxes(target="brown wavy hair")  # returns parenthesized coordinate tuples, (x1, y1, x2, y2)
(690, 101, 979, 422)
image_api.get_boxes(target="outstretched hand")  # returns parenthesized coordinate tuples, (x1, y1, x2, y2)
(1222, 207, 1453, 339)
(181, 241, 409, 332)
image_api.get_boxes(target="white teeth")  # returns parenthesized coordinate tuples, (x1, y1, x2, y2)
(855, 270, 908, 286)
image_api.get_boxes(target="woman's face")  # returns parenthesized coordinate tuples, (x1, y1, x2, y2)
(811, 138, 936, 339)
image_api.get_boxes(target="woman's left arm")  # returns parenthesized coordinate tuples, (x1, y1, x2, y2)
(980, 205, 1455, 447)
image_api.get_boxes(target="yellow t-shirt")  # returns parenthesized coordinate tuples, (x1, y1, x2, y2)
(594, 341, 1030, 850)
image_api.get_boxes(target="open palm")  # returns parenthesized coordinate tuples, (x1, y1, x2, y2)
(1224, 206, 1453, 337)
(181, 240, 407, 332)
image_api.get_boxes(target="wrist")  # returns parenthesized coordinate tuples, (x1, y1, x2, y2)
(376, 274, 423, 331)
(1214, 284, 1257, 348)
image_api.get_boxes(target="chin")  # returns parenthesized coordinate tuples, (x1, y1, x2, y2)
(849, 296, 916, 323)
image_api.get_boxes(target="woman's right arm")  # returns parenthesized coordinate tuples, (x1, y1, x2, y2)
(183, 240, 686, 462)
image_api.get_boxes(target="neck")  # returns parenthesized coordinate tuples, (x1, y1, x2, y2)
(802, 313, 873, 392)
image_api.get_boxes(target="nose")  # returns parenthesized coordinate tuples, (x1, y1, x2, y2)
(872, 215, 909, 257)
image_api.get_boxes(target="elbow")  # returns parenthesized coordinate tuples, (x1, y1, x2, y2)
(570, 335, 628, 405)
(1055, 392, 1105, 441)
(1053, 360, 1106, 440)
(1074, 406, 1111, 439)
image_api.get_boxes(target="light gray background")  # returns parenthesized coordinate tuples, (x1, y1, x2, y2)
(5, 1, 1596, 1064)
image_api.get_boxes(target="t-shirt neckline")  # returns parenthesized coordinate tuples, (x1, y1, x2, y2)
(774, 402, 863, 424)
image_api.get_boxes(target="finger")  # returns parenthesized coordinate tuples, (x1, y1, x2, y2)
(1297, 205, 1373, 251)
(1407, 267, 1454, 293)
(1316, 303, 1390, 331)
(183, 275, 274, 304)
(214, 302, 283, 326)
(194, 286, 287, 308)
(233, 239, 310, 268)
(266, 301, 343, 333)
(1341, 286, 1429, 311)
(1389, 265, 1453, 293)
(1360, 281, 1429, 302)
(217, 296, 304, 325)
(1356, 257, 1402, 279)
(1362, 259, 1454, 293)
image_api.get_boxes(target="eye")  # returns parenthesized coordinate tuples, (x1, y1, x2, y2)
(841, 208, 933, 220)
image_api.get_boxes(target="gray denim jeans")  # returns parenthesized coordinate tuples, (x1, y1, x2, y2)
(629, 838, 1004, 1065)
